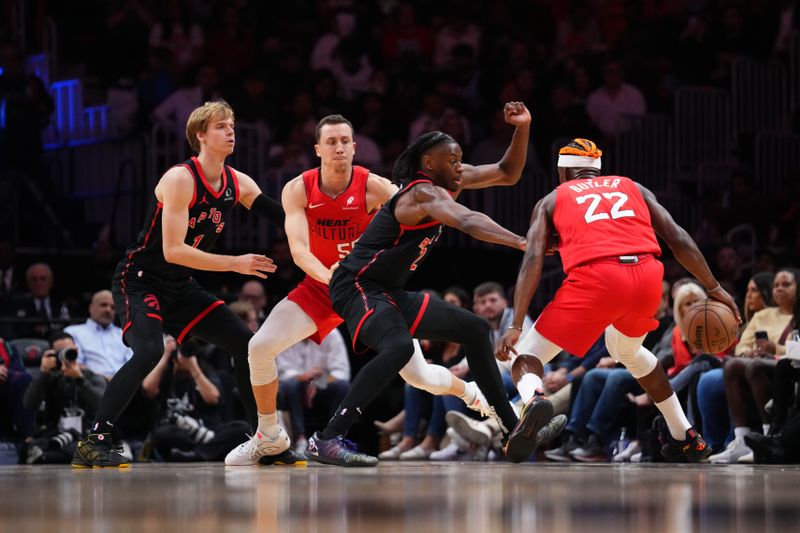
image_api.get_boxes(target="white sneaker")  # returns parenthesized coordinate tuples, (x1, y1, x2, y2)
(430, 428, 469, 461)
(224, 428, 290, 466)
(399, 445, 433, 460)
(463, 382, 507, 431)
(737, 450, 754, 464)
(446, 411, 493, 447)
(612, 440, 641, 463)
(378, 445, 405, 460)
(430, 442, 461, 461)
(709, 436, 753, 464)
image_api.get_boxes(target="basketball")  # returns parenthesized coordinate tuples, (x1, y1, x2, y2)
(683, 299, 739, 353)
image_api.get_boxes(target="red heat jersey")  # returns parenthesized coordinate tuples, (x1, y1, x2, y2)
(302, 165, 376, 268)
(553, 175, 661, 272)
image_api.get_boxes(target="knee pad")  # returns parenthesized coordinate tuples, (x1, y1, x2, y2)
(248, 335, 277, 386)
(612, 347, 658, 379)
(399, 339, 454, 395)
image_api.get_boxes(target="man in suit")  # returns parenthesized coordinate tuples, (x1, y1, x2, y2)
(9, 263, 71, 339)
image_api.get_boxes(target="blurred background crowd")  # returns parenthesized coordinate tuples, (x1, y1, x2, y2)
(0, 0, 798, 464)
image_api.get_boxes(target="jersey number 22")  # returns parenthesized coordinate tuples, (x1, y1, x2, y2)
(576, 192, 634, 224)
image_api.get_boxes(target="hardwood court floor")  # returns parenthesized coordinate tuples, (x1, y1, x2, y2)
(1, 462, 799, 533)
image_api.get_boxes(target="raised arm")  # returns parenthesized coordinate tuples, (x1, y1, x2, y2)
(158, 167, 276, 278)
(407, 183, 526, 250)
(638, 183, 741, 322)
(235, 170, 285, 227)
(460, 102, 531, 189)
(282, 177, 336, 284)
(496, 192, 555, 360)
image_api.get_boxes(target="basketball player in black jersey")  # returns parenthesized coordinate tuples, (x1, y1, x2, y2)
(72, 101, 297, 467)
(306, 123, 561, 467)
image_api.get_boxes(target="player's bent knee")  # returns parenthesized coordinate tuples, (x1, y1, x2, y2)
(615, 348, 657, 380)
(248, 350, 277, 386)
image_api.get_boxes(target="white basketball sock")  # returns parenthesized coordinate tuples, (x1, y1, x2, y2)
(654, 393, 692, 440)
(257, 412, 280, 438)
(517, 373, 543, 403)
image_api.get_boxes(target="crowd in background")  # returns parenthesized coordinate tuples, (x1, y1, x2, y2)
(0, 0, 799, 463)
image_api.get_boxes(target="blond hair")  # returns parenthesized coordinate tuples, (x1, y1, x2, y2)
(674, 282, 707, 340)
(185, 100, 234, 153)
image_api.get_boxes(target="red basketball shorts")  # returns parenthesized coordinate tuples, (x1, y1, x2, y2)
(535, 255, 664, 356)
(286, 276, 343, 344)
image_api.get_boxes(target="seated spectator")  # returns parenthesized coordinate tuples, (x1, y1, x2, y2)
(64, 290, 133, 380)
(585, 59, 646, 142)
(473, 110, 540, 174)
(228, 301, 258, 334)
(696, 271, 775, 451)
(8, 263, 72, 339)
(0, 336, 34, 451)
(237, 280, 268, 325)
(21, 332, 106, 464)
(148, 0, 204, 74)
(433, 12, 481, 69)
(709, 268, 798, 464)
(151, 65, 221, 140)
(143, 338, 248, 462)
(276, 328, 350, 455)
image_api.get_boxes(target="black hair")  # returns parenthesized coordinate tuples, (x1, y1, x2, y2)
(747, 271, 775, 322)
(391, 131, 456, 185)
(49, 330, 74, 346)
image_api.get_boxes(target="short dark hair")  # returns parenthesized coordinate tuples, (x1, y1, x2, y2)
(473, 281, 505, 299)
(49, 331, 74, 346)
(315, 114, 354, 142)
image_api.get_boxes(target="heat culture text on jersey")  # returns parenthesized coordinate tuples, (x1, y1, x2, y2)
(302, 165, 374, 268)
(124, 156, 240, 279)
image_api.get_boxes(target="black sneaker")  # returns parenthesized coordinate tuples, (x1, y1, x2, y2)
(661, 427, 712, 463)
(258, 449, 307, 466)
(570, 434, 609, 462)
(305, 432, 378, 467)
(744, 433, 787, 464)
(72, 433, 131, 468)
(536, 414, 568, 449)
(503, 395, 554, 463)
(544, 434, 581, 462)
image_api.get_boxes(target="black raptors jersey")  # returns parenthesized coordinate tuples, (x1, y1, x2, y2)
(124, 156, 240, 279)
(338, 178, 443, 289)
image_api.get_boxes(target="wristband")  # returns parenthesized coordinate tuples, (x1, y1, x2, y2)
(508, 325, 523, 331)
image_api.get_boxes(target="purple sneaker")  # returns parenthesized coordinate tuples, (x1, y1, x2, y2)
(305, 432, 379, 467)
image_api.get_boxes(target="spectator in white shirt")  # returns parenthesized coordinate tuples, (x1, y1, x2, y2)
(65, 290, 132, 380)
(276, 328, 350, 454)
(585, 59, 646, 141)
(151, 65, 221, 141)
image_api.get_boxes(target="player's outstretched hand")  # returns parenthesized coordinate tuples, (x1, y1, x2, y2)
(707, 285, 742, 324)
(496, 328, 521, 362)
(503, 101, 531, 127)
(233, 254, 276, 279)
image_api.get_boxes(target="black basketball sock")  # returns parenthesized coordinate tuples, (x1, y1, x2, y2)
(320, 405, 361, 440)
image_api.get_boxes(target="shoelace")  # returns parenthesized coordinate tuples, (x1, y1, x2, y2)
(337, 436, 358, 451)
(239, 434, 271, 459)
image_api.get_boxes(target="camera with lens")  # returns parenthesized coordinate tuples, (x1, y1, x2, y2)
(48, 347, 78, 370)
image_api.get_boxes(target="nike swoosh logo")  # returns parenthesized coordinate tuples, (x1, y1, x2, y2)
(309, 203, 325, 209)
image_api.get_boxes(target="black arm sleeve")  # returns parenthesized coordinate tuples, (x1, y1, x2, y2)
(249, 194, 285, 227)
